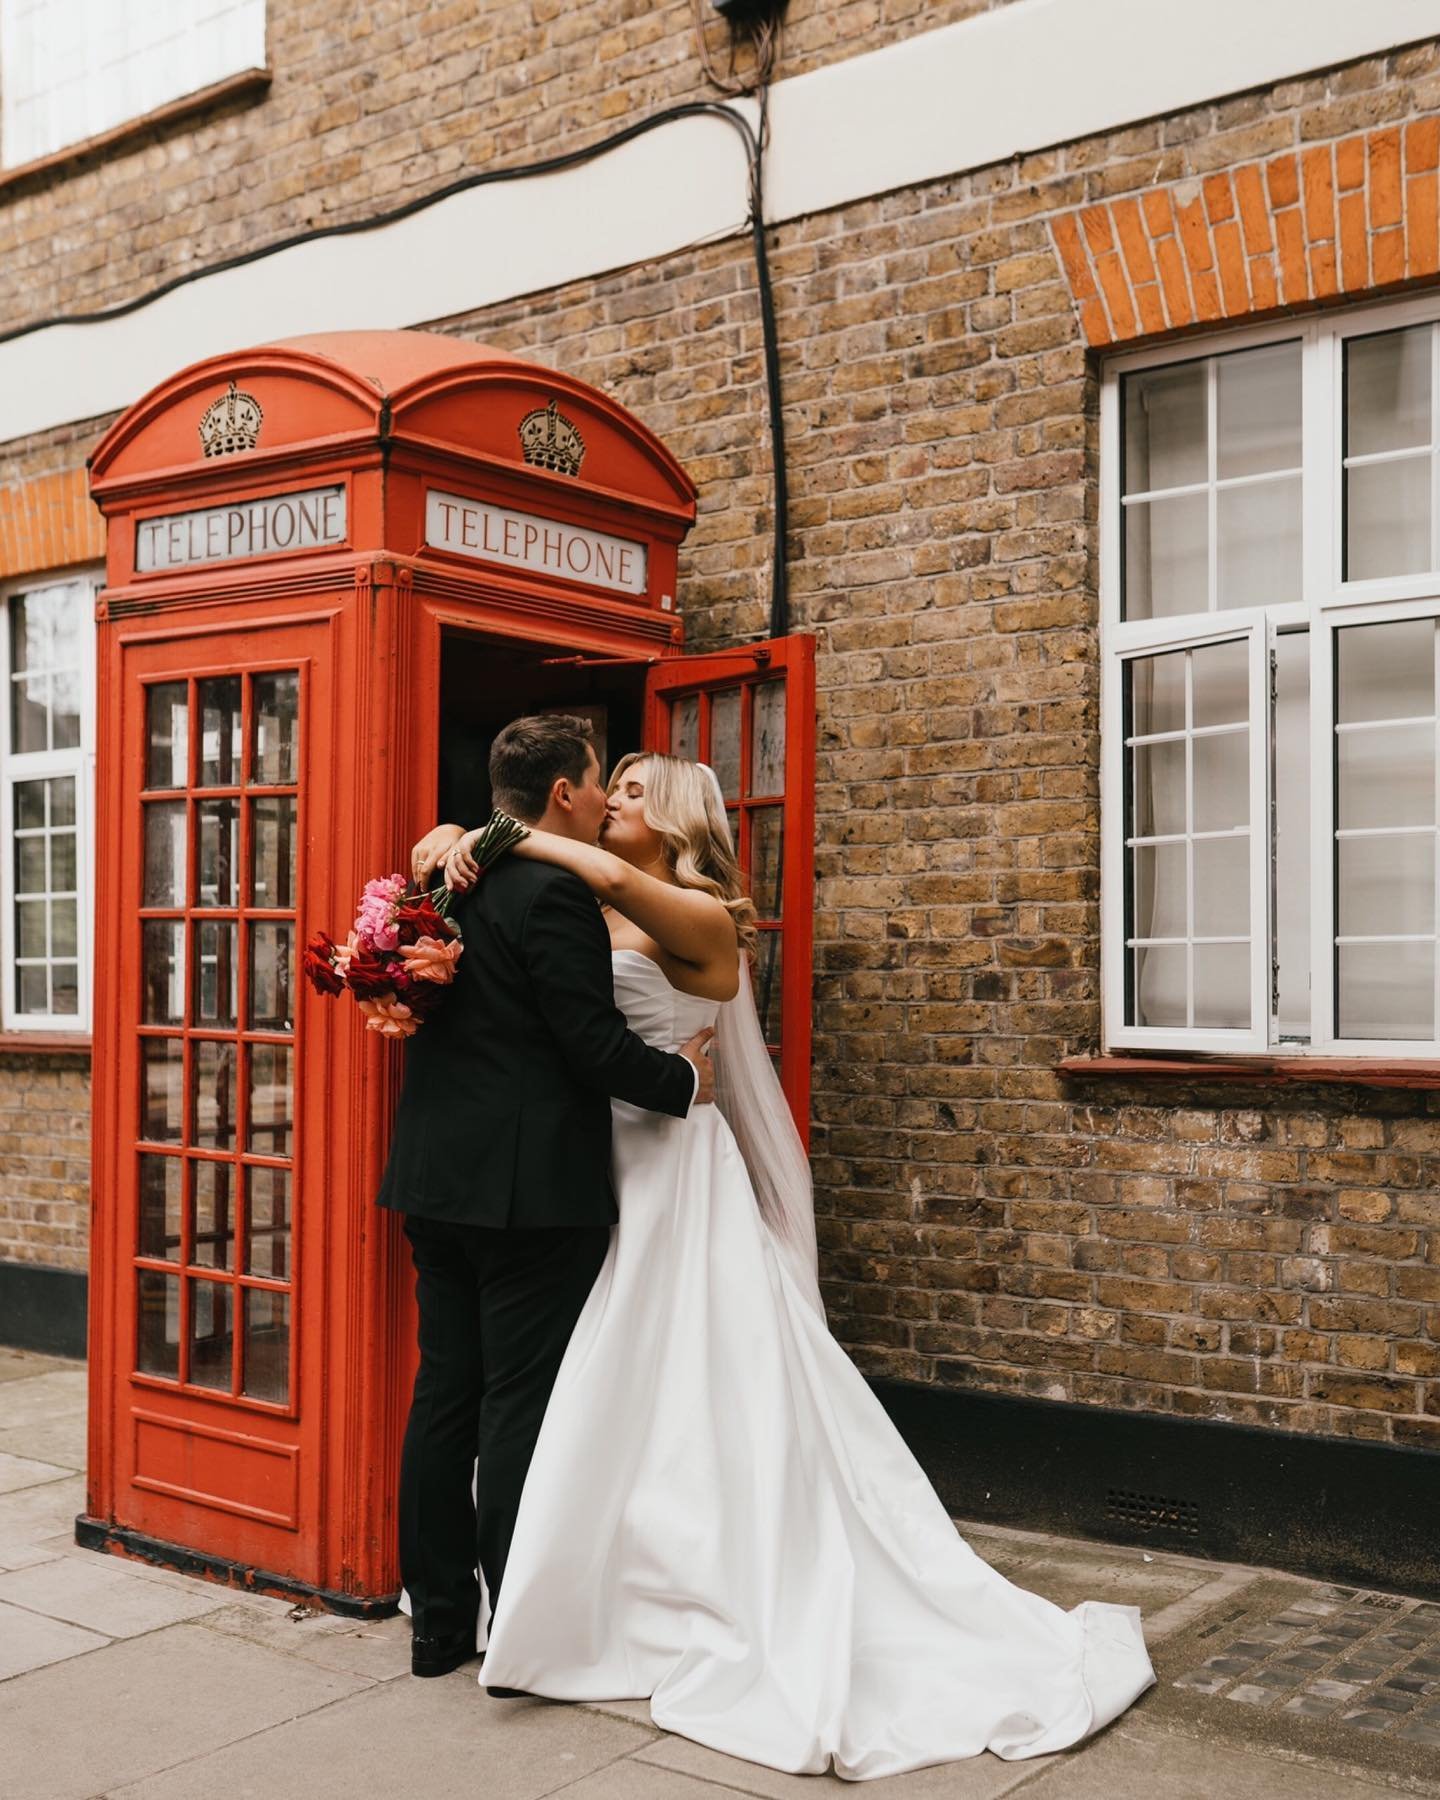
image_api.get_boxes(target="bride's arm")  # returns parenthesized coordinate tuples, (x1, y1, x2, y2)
(451, 824, 736, 971)
(409, 822, 466, 883)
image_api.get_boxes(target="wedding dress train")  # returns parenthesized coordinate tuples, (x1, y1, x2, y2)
(478, 949, 1154, 1779)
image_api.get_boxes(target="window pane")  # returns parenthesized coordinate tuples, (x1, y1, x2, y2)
(248, 923, 294, 1031)
(1124, 362, 1207, 491)
(198, 677, 242, 786)
(136, 1271, 180, 1380)
(750, 807, 784, 919)
(15, 901, 44, 958)
(141, 1040, 184, 1143)
(1346, 455, 1431, 581)
(1193, 837, 1249, 936)
(1346, 326, 1431, 457)
(753, 933, 782, 1047)
(1193, 944, 1250, 1029)
(143, 803, 187, 907)
(1337, 619, 1435, 724)
(1129, 651, 1186, 737)
(247, 1044, 293, 1158)
(250, 798, 296, 909)
(1338, 940, 1433, 1040)
(1133, 740, 1187, 837)
(49, 779, 75, 827)
(14, 781, 45, 830)
(1191, 639, 1248, 729)
(197, 800, 239, 907)
(190, 1280, 233, 1392)
(750, 680, 786, 796)
(1273, 633, 1311, 1040)
(245, 1166, 291, 1279)
(193, 920, 237, 1029)
(192, 1160, 235, 1271)
(52, 899, 79, 959)
(51, 964, 78, 1015)
(138, 1155, 182, 1261)
(1135, 944, 1187, 1027)
(50, 670, 81, 751)
(243, 1289, 290, 1405)
(1193, 731, 1249, 831)
(15, 836, 45, 895)
(16, 964, 47, 1013)
(1338, 725, 1433, 830)
(1131, 842, 1186, 939)
(1124, 493, 1207, 620)
(1217, 477, 1301, 608)
(709, 690, 741, 800)
(251, 672, 299, 786)
(10, 676, 47, 754)
(10, 585, 80, 677)
(146, 683, 189, 789)
(1338, 832, 1435, 936)
(192, 1041, 237, 1151)
(1217, 341, 1302, 479)
(141, 921, 186, 1025)
(49, 832, 76, 893)
(670, 695, 699, 761)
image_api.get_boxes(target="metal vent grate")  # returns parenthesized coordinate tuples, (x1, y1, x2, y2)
(1105, 1486, 1202, 1537)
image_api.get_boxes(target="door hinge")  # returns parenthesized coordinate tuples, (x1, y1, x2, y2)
(1271, 956, 1280, 1018)
(1268, 647, 1278, 707)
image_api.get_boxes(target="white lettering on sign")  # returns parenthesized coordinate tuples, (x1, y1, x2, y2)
(135, 487, 347, 572)
(425, 491, 648, 597)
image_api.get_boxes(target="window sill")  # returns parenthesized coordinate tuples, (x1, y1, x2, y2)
(0, 1032, 92, 1060)
(0, 68, 272, 196)
(1060, 1053, 1440, 1091)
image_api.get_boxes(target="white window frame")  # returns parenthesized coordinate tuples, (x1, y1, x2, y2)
(0, 567, 99, 1033)
(1101, 292, 1440, 1059)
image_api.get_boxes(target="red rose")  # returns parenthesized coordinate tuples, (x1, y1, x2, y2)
(302, 932, 345, 998)
(394, 895, 451, 943)
(344, 941, 399, 1001)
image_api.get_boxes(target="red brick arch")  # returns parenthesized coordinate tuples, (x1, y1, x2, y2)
(0, 468, 105, 580)
(1052, 117, 1440, 347)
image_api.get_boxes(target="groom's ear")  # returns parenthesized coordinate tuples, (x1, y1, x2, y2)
(550, 776, 574, 814)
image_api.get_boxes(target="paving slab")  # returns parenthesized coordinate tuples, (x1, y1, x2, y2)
(0, 1596, 107, 1680)
(1009, 1721, 1413, 1799)
(197, 1597, 415, 1679)
(0, 1529, 64, 1571)
(0, 1370, 88, 1428)
(0, 1622, 367, 1800)
(0, 1412, 88, 1469)
(635, 1733, 1044, 1796)
(959, 1525, 1222, 1619)
(0, 1451, 72, 1496)
(0, 1473, 86, 1544)
(0, 1350, 74, 1385)
(107, 1672, 658, 1800)
(0, 1551, 230, 1636)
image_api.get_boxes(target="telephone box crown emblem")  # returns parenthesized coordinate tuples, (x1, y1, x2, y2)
(199, 380, 264, 457)
(518, 399, 585, 477)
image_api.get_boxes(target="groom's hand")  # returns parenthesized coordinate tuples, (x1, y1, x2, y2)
(680, 1028, 716, 1106)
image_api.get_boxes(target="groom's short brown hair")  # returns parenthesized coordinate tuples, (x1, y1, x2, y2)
(490, 713, 596, 822)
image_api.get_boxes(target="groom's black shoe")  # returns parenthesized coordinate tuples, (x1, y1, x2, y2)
(411, 1628, 479, 1678)
(486, 1685, 533, 1699)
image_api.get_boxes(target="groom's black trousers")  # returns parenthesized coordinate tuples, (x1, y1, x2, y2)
(399, 1216, 610, 1642)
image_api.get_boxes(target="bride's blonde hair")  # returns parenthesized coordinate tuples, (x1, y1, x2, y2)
(608, 752, 758, 953)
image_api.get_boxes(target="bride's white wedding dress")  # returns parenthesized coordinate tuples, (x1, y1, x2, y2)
(478, 949, 1155, 1780)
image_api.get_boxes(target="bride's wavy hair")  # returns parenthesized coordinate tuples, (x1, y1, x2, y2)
(607, 752, 758, 954)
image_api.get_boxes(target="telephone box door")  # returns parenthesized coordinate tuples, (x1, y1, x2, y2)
(644, 634, 815, 1136)
(100, 617, 335, 1581)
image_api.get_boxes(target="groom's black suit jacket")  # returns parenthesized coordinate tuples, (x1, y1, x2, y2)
(377, 857, 695, 1228)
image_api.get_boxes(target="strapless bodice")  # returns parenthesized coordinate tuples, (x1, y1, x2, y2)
(611, 949, 721, 1049)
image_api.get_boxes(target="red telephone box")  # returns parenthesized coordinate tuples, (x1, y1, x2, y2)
(79, 330, 814, 1611)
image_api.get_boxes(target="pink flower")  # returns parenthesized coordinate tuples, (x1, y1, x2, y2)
(356, 995, 419, 1038)
(399, 934, 465, 984)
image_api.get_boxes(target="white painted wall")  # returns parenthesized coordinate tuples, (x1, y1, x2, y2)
(1, 0, 265, 168)
(1, 0, 1436, 446)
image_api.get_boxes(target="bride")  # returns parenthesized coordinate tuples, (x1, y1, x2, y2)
(416, 752, 1153, 1781)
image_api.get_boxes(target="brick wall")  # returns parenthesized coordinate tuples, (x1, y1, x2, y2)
(0, 1056, 92, 1273)
(1, 16, 1438, 1445)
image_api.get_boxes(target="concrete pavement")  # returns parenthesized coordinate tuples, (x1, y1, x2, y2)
(1, 1347, 1436, 1800)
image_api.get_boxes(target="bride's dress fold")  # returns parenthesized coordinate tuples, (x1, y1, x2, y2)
(479, 950, 1154, 1779)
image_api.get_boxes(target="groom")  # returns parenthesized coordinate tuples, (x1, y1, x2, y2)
(378, 712, 714, 1679)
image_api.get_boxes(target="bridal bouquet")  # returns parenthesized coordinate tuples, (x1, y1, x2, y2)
(302, 814, 530, 1038)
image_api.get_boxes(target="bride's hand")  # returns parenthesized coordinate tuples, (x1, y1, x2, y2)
(444, 828, 485, 892)
(410, 823, 465, 885)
